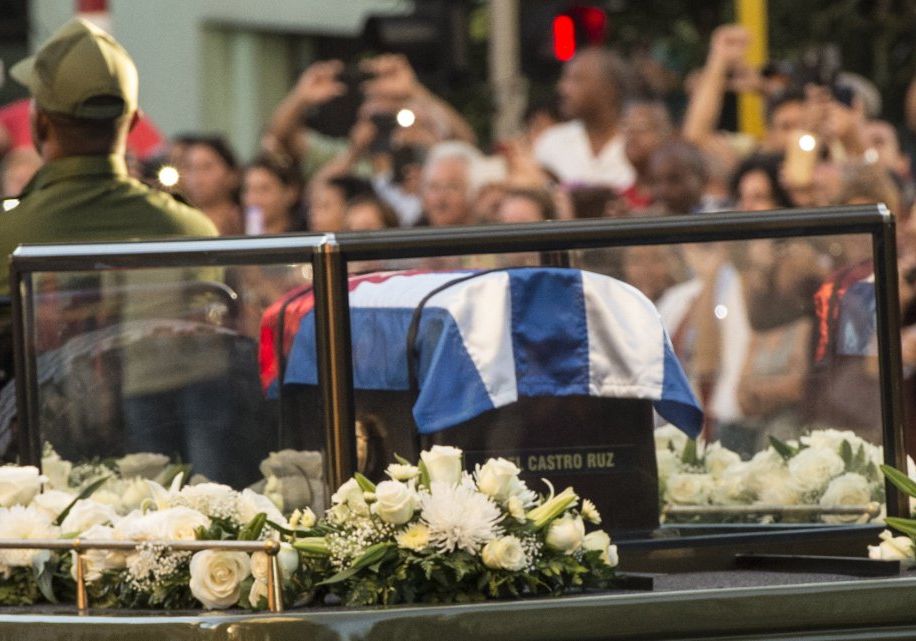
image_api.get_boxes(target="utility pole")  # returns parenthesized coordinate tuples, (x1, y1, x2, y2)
(489, 0, 526, 140)
(736, 0, 768, 139)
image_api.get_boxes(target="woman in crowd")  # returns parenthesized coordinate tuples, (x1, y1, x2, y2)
(242, 153, 306, 234)
(181, 136, 244, 236)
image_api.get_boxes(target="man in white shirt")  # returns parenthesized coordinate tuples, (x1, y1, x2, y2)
(534, 48, 635, 190)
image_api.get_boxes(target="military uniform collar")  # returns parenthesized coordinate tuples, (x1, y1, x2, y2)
(20, 154, 128, 196)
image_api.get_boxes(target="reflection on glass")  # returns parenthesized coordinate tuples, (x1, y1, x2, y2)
(7, 231, 885, 530)
(4, 263, 325, 512)
(339, 236, 883, 528)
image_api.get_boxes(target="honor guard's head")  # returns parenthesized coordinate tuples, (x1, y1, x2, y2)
(10, 18, 138, 121)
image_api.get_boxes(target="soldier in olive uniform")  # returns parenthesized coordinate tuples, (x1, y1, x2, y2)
(0, 19, 254, 482)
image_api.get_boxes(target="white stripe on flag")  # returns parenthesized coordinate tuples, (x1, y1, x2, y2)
(431, 272, 519, 409)
(581, 271, 665, 399)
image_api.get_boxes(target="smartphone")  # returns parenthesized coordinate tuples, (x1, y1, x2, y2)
(784, 130, 818, 187)
(369, 113, 397, 154)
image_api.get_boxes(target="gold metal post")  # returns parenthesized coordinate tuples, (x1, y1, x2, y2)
(265, 540, 284, 613)
(73, 539, 88, 614)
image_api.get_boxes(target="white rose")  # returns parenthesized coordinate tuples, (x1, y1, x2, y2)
(371, 481, 417, 525)
(582, 530, 616, 566)
(475, 458, 521, 502)
(41, 451, 72, 490)
(60, 499, 118, 535)
(70, 524, 125, 583)
(0, 466, 46, 507)
(801, 429, 863, 454)
(747, 448, 785, 477)
(330, 479, 369, 516)
(664, 473, 714, 505)
(31, 490, 76, 519)
(819, 473, 872, 524)
(711, 464, 752, 505)
(386, 464, 420, 481)
(0, 505, 59, 569)
(868, 530, 915, 562)
(704, 445, 742, 479)
(545, 515, 585, 554)
(788, 447, 845, 494)
(189, 550, 251, 609)
(237, 489, 287, 528)
(116, 453, 170, 480)
(420, 446, 463, 486)
(655, 450, 682, 485)
(119, 478, 153, 513)
(756, 469, 802, 506)
(481, 535, 527, 571)
(251, 542, 299, 582)
(654, 424, 688, 453)
(89, 489, 124, 512)
(123, 507, 210, 541)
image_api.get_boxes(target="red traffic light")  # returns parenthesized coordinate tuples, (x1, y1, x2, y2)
(552, 15, 576, 61)
(551, 5, 608, 62)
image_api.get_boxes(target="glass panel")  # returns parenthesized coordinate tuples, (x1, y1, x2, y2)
(339, 233, 883, 530)
(5, 261, 329, 514)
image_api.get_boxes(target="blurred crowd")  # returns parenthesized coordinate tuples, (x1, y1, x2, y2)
(3, 23, 916, 453)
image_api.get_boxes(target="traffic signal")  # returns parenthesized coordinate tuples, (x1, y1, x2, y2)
(522, 2, 610, 74)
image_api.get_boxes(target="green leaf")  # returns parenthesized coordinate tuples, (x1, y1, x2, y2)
(354, 472, 376, 493)
(265, 519, 318, 539)
(840, 440, 854, 469)
(157, 463, 191, 489)
(318, 565, 362, 586)
(54, 475, 110, 526)
(769, 436, 797, 461)
(881, 464, 916, 499)
(418, 461, 431, 489)
(35, 565, 55, 604)
(394, 453, 412, 466)
(351, 542, 396, 570)
(885, 516, 916, 538)
(238, 512, 267, 541)
(681, 439, 698, 466)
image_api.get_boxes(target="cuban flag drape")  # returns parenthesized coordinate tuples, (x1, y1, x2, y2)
(259, 268, 703, 437)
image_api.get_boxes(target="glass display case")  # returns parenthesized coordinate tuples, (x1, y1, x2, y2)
(3, 205, 915, 639)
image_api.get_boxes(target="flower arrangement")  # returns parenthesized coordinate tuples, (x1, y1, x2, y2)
(656, 426, 884, 523)
(868, 463, 916, 564)
(292, 445, 618, 606)
(0, 445, 617, 610)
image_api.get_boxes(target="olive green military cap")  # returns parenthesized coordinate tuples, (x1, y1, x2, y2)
(10, 18, 138, 119)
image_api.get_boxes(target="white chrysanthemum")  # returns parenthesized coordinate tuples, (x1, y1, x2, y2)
(0, 505, 59, 568)
(581, 499, 601, 525)
(420, 482, 502, 554)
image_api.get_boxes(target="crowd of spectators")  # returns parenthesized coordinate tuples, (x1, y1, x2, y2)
(3, 23, 916, 454)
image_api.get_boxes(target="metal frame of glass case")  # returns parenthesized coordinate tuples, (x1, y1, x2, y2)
(8, 205, 908, 516)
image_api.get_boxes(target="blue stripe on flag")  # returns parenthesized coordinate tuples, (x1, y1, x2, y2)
(655, 338, 703, 438)
(413, 309, 494, 433)
(509, 268, 590, 397)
